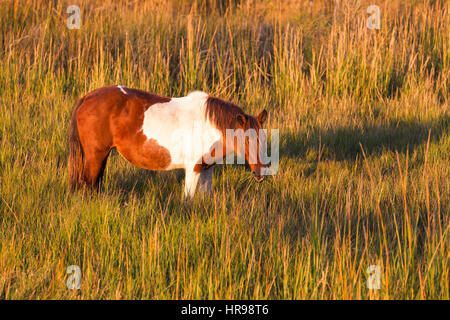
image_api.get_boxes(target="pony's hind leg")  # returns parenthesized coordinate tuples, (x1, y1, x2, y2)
(82, 149, 111, 190)
(75, 104, 113, 190)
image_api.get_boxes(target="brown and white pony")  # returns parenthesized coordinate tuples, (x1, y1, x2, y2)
(68, 85, 268, 197)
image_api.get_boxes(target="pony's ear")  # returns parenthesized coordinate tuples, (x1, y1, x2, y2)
(235, 114, 247, 127)
(257, 109, 267, 124)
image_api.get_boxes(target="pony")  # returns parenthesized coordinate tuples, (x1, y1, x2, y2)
(68, 85, 268, 198)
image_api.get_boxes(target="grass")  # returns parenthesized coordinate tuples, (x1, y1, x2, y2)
(0, 0, 448, 299)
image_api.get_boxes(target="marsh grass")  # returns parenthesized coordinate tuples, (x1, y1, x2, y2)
(0, 0, 448, 299)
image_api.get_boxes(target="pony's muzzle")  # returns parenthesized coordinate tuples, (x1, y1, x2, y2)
(252, 170, 265, 183)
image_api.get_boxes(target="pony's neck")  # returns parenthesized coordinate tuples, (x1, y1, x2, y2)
(204, 96, 245, 134)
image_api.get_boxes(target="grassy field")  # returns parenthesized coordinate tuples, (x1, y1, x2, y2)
(0, 0, 448, 299)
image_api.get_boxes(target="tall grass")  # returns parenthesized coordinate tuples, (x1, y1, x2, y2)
(0, 0, 448, 299)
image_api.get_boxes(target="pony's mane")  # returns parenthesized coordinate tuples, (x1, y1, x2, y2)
(205, 96, 259, 133)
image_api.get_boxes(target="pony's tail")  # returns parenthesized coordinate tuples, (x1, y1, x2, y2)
(68, 98, 85, 191)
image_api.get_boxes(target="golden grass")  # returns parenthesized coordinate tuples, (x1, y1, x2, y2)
(0, 0, 448, 299)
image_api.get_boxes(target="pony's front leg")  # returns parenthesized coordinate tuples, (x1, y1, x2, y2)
(198, 166, 214, 194)
(184, 165, 201, 199)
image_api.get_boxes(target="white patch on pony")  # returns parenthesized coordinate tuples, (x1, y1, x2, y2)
(117, 85, 127, 95)
(141, 90, 222, 169)
(141, 90, 226, 197)
(186, 90, 209, 101)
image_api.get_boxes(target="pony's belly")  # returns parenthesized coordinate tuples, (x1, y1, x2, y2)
(116, 137, 173, 171)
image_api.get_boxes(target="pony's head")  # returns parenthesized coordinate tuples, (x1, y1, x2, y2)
(205, 96, 269, 183)
(233, 110, 268, 182)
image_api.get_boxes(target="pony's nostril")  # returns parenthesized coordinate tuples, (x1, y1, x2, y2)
(252, 171, 264, 182)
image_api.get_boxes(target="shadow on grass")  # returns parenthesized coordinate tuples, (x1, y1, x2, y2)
(104, 115, 448, 199)
(106, 149, 255, 202)
(105, 152, 184, 202)
(281, 115, 449, 161)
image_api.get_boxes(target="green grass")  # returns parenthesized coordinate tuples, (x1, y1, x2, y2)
(0, 0, 448, 299)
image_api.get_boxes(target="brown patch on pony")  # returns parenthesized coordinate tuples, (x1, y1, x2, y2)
(69, 85, 172, 190)
(193, 163, 203, 173)
(193, 159, 215, 174)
